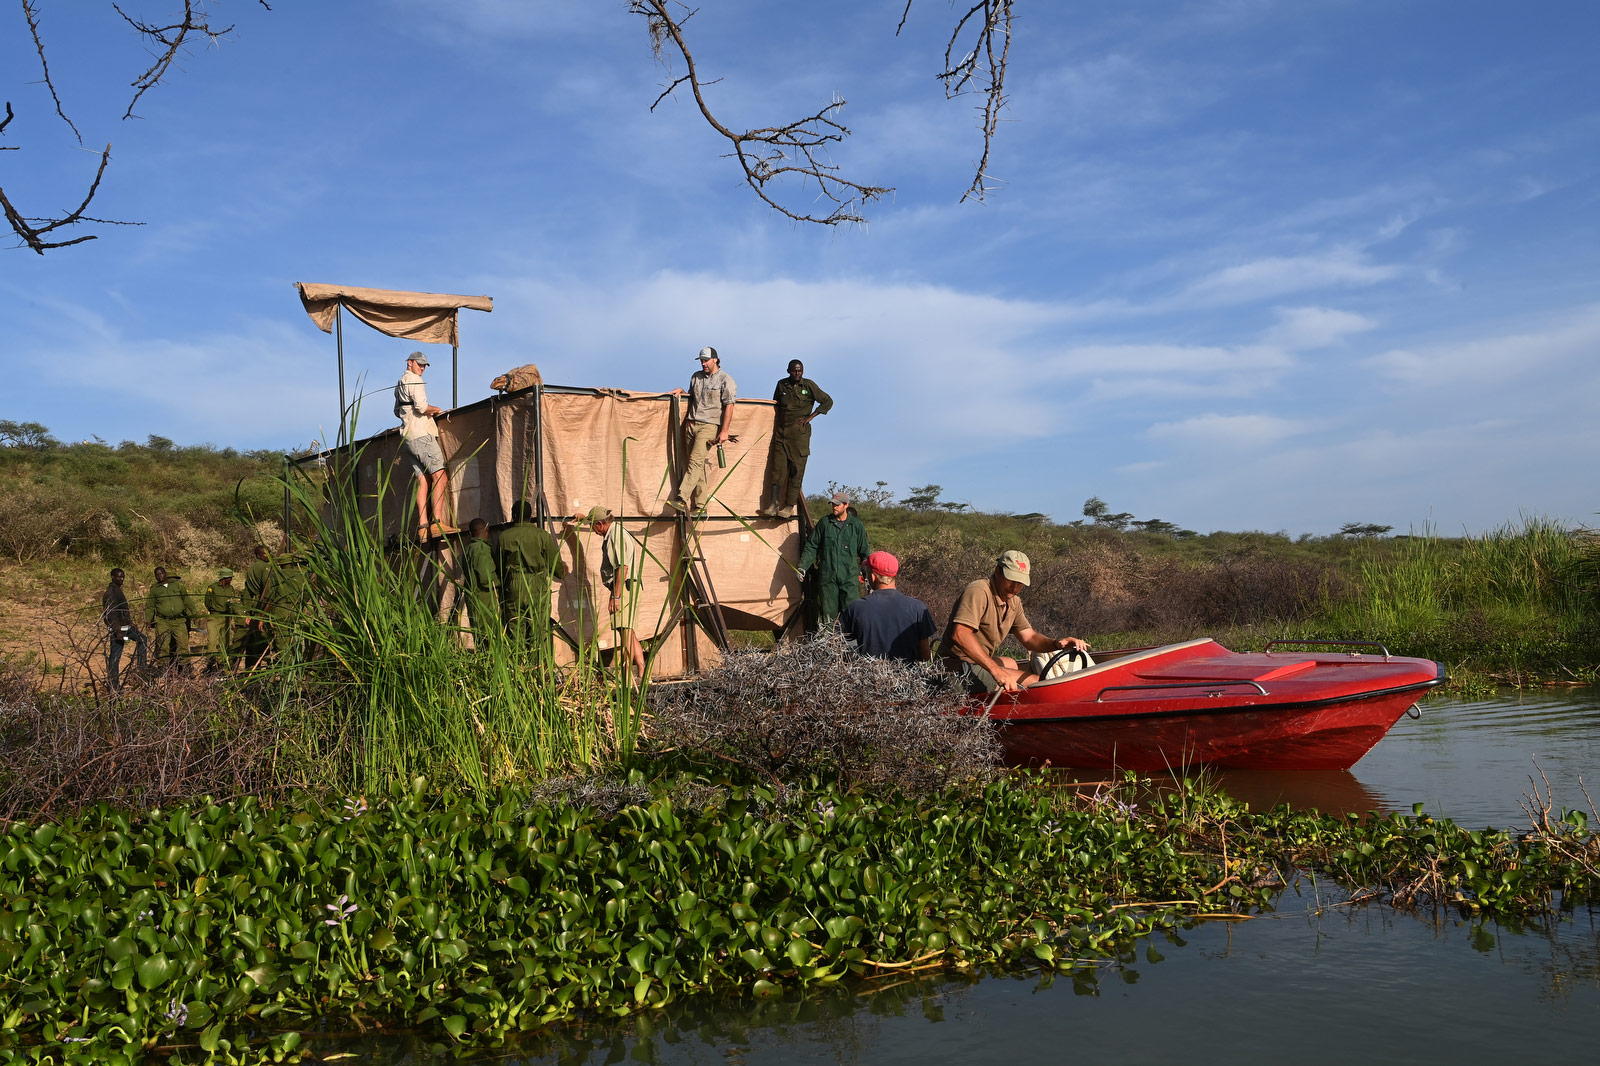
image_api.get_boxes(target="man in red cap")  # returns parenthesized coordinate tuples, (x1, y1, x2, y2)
(941, 549, 1090, 693)
(839, 551, 936, 663)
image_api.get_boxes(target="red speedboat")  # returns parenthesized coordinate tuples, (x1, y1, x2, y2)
(982, 638, 1446, 771)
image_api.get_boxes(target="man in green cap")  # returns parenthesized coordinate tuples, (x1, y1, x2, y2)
(496, 500, 568, 657)
(797, 490, 871, 625)
(459, 517, 501, 649)
(762, 359, 833, 519)
(144, 566, 197, 670)
(203, 568, 242, 672)
(940, 550, 1091, 694)
(241, 544, 274, 667)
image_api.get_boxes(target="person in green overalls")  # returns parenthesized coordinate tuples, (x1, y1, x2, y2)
(269, 547, 311, 657)
(203, 568, 242, 672)
(496, 501, 568, 658)
(241, 544, 274, 668)
(459, 517, 501, 649)
(797, 490, 871, 625)
(144, 566, 197, 670)
(761, 359, 833, 519)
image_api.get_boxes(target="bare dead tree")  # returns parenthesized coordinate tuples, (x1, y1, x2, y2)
(0, 1, 270, 255)
(633, 1, 1014, 225)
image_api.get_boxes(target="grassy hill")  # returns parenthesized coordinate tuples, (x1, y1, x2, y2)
(0, 427, 1595, 690)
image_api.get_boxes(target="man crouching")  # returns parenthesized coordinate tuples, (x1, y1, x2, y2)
(940, 550, 1090, 693)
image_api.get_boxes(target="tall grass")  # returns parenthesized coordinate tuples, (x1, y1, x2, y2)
(271, 450, 646, 793)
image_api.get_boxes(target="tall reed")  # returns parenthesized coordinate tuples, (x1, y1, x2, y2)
(267, 448, 648, 793)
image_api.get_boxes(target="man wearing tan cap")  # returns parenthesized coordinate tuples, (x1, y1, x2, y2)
(940, 550, 1090, 693)
(395, 351, 455, 537)
(668, 346, 737, 514)
(577, 505, 648, 683)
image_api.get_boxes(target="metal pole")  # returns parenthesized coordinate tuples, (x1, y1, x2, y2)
(335, 305, 347, 446)
(452, 342, 459, 409)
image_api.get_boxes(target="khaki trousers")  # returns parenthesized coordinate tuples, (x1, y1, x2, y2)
(677, 421, 720, 509)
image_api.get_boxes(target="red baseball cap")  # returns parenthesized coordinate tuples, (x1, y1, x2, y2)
(866, 551, 899, 577)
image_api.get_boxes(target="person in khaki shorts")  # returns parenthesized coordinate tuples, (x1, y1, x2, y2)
(940, 550, 1090, 694)
(668, 346, 736, 513)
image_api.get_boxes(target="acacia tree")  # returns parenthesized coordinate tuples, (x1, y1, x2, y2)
(1, 1, 271, 254)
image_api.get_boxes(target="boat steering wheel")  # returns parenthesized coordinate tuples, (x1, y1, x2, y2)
(1037, 645, 1088, 679)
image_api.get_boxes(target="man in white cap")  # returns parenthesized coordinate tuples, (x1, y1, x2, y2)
(940, 550, 1090, 693)
(395, 350, 455, 537)
(668, 346, 736, 513)
(840, 551, 935, 663)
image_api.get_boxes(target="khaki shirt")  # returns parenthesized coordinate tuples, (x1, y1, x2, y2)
(686, 368, 736, 426)
(394, 370, 439, 440)
(940, 578, 1031, 670)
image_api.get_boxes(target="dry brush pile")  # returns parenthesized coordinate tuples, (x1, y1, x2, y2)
(647, 630, 999, 795)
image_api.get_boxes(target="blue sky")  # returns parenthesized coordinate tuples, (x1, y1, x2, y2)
(4, 0, 1597, 534)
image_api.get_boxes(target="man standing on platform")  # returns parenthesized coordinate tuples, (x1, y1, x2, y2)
(762, 359, 832, 519)
(839, 551, 936, 663)
(395, 350, 455, 538)
(797, 490, 871, 625)
(460, 518, 501, 649)
(669, 347, 736, 514)
(101, 567, 148, 691)
(497, 501, 568, 656)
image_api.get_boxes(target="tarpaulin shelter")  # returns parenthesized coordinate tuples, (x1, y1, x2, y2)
(296, 283, 494, 438)
(312, 378, 806, 680)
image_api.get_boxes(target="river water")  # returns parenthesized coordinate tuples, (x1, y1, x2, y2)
(341, 690, 1600, 1063)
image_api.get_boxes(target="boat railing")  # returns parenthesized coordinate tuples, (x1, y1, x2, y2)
(1263, 639, 1392, 661)
(1094, 679, 1268, 702)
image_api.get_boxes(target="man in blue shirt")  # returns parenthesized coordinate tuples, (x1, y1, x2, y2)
(839, 551, 936, 663)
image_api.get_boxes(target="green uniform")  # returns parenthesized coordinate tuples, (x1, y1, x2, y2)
(269, 552, 311, 654)
(204, 581, 242, 669)
(460, 537, 500, 647)
(768, 376, 833, 510)
(496, 520, 566, 650)
(145, 577, 197, 666)
(797, 513, 870, 624)
(242, 555, 274, 666)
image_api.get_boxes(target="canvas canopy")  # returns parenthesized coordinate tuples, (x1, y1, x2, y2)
(296, 283, 494, 346)
(322, 382, 804, 679)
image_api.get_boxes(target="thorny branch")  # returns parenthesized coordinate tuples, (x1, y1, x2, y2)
(630, 0, 890, 225)
(632, 1, 1014, 224)
(1, 1, 270, 254)
(914, 0, 1014, 203)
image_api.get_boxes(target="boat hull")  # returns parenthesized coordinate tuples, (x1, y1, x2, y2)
(980, 639, 1445, 771)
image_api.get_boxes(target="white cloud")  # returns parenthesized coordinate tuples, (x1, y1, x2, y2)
(1182, 249, 1402, 306)
(1366, 304, 1600, 386)
(1262, 306, 1376, 350)
(1146, 412, 1306, 449)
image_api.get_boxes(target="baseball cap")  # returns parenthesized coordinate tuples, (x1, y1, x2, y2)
(997, 549, 1032, 586)
(217, 568, 234, 579)
(697, 346, 718, 361)
(830, 491, 849, 504)
(866, 551, 899, 577)
(585, 505, 612, 524)
(408, 350, 430, 366)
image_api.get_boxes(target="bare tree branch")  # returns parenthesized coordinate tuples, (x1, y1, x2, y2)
(630, 0, 891, 226)
(23, 0, 83, 144)
(3, 2, 265, 253)
(927, 0, 1013, 203)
